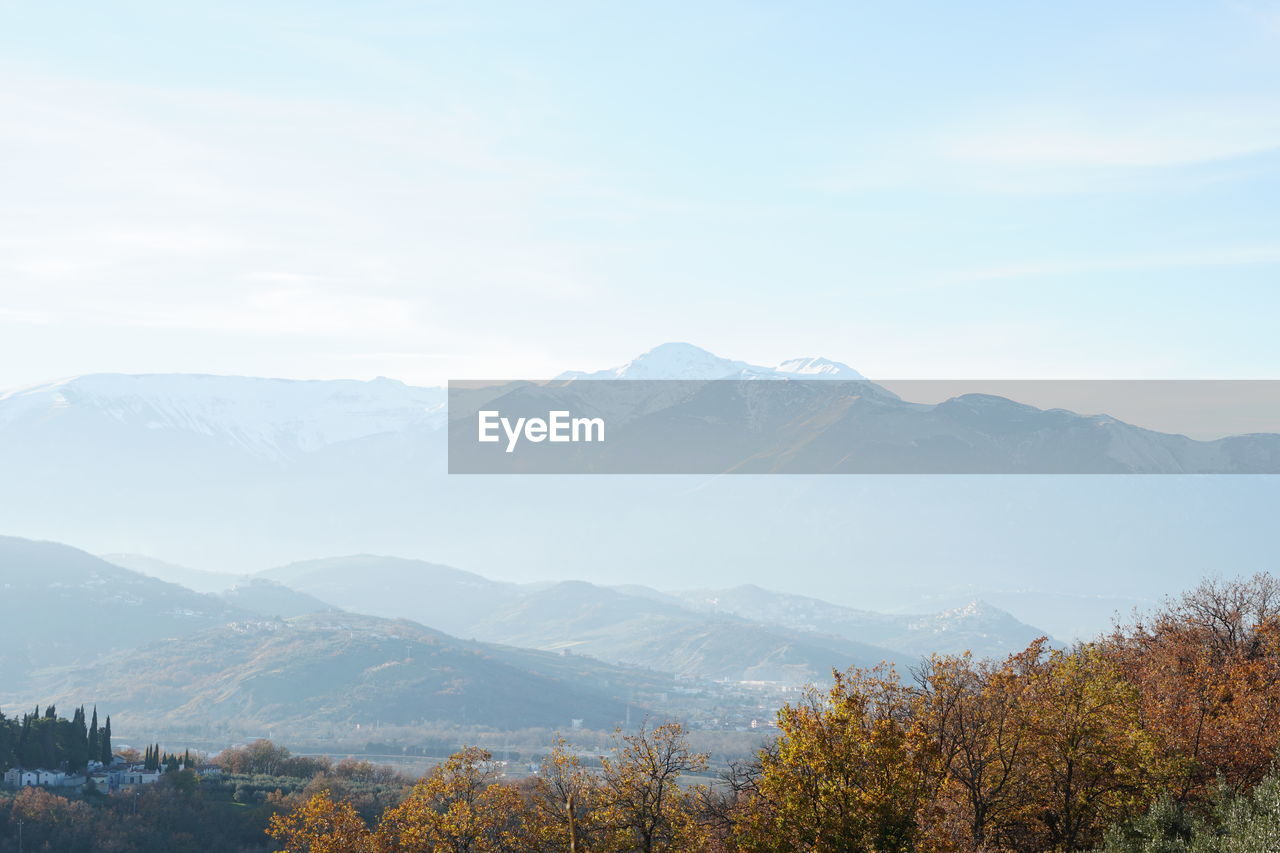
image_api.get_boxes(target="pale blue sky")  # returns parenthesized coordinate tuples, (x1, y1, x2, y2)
(2, 0, 1279, 386)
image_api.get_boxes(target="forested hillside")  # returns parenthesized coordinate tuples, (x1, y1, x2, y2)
(262, 573, 1280, 852)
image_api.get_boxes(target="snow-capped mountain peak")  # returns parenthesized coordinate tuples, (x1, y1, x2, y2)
(557, 342, 863, 381)
(556, 343, 753, 381)
(775, 356, 864, 380)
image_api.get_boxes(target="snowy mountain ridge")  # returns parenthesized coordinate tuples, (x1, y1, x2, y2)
(0, 344, 860, 459)
(0, 372, 447, 459)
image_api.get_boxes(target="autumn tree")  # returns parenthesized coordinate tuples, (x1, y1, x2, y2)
(915, 645, 1042, 852)
(6, 786, 98, 852)
(598, 723, 710, 853)
(268, 790, 376, 853)
(333, 758, 408, 786)
(526, 736, 613, 853)
(372, 746, 536, 853)
(1017, 643, 1157, 852)
(739, 666, 931, 853)
(698, 752, 765, 853)
(216, 739, 330, 778)
(1104, 573, 1280, 801)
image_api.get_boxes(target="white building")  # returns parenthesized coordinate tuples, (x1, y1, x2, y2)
(3, 768, 69, 787)
(3, 768, 91, 788)
(3, 769, 37, 786)
(118, 769, 162, 787)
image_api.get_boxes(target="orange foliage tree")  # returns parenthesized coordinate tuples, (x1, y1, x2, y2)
(1105, 573, 1280, 801)
(736, 665, 932, 853)
(268, 790, 375, 853)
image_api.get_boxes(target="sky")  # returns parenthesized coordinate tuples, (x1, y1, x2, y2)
(2, 0, 1279, 388)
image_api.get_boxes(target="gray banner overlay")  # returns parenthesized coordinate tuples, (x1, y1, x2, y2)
(448, 380, 1280, 474)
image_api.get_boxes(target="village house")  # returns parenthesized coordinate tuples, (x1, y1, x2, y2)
(2, 768, 83, 788)
(3, 768, 37, 787)
(119, 767, 162, 787)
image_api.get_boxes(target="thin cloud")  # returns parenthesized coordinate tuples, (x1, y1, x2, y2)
(814, 99, 1280, 195)
(940, 102, 1280, 168)
(922, 245, 1280, 291)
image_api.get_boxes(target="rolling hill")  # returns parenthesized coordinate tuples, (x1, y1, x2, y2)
(101, 553, 246, 594)
(26, 612, 655, 733)
(218, 579, 337, 619)
(259, 555, 523, 637)
(0, 536, 248, 683)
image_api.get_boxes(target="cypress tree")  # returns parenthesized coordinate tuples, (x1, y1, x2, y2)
(0, 713, 12, 770)
(88, 707, 99, 760)
(18, 714, 31, 767)
(20, 722, 41, 768)
(64, 706, 90, 771)
(100, 717, 112, 764)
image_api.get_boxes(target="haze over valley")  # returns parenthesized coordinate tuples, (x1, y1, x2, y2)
(2, 343, 1275, 753)
(3, 344, 1275, 644)
(2, 533, 1052, 740)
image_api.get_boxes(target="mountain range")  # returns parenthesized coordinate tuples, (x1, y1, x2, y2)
(100, 551, 1050, 681)
(0, 537, 671, 734)
(2, 342, 1272, 639)
(449, 374, 1280, 474)
(0, 533, 1062, 745)
(0, 343, 844, 463)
